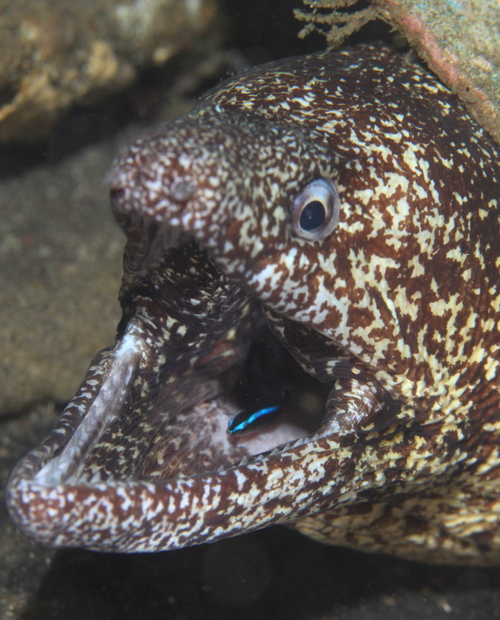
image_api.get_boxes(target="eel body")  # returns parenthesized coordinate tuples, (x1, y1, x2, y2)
(7, 44, 500, 564)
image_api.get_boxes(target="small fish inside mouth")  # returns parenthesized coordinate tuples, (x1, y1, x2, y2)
(226, 387, 290, 437)
(224, 336, 327, 442)
(162, 321, 331, 474)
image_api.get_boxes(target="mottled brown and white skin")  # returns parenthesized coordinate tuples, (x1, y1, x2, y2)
(7, 44, 500, 564)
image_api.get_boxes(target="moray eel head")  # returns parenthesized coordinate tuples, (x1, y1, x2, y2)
(8, 46, 500, 562)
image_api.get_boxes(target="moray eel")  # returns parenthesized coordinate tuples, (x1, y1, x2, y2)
(7, 44, 500, 564)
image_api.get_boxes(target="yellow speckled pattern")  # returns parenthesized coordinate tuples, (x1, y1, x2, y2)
(7, 44, 500, 564)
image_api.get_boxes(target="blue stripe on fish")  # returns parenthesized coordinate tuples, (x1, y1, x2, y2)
(227, 403, 282, 436)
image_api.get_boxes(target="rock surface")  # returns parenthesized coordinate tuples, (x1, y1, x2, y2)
(0, 137, 123, 414)
(0, 0, 216, 141)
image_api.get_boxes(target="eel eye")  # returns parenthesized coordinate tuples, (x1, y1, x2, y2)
(291, 178, 340, 241)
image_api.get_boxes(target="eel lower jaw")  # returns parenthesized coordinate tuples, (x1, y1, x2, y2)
(7, 310, 350, 551)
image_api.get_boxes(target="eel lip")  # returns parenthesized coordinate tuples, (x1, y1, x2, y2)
(6, 319, 348, 553)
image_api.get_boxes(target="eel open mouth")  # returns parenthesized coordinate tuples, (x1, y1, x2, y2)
(7, 226, 354, 553)
(33, 235, 332, 487)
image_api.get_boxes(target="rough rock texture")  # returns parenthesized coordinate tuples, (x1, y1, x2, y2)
(0, 140, 123, 414)
(0, 0, 216, 142)
(296, 0, 500, 144)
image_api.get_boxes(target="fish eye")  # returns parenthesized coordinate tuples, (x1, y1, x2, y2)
(291, 178, 340, 241)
